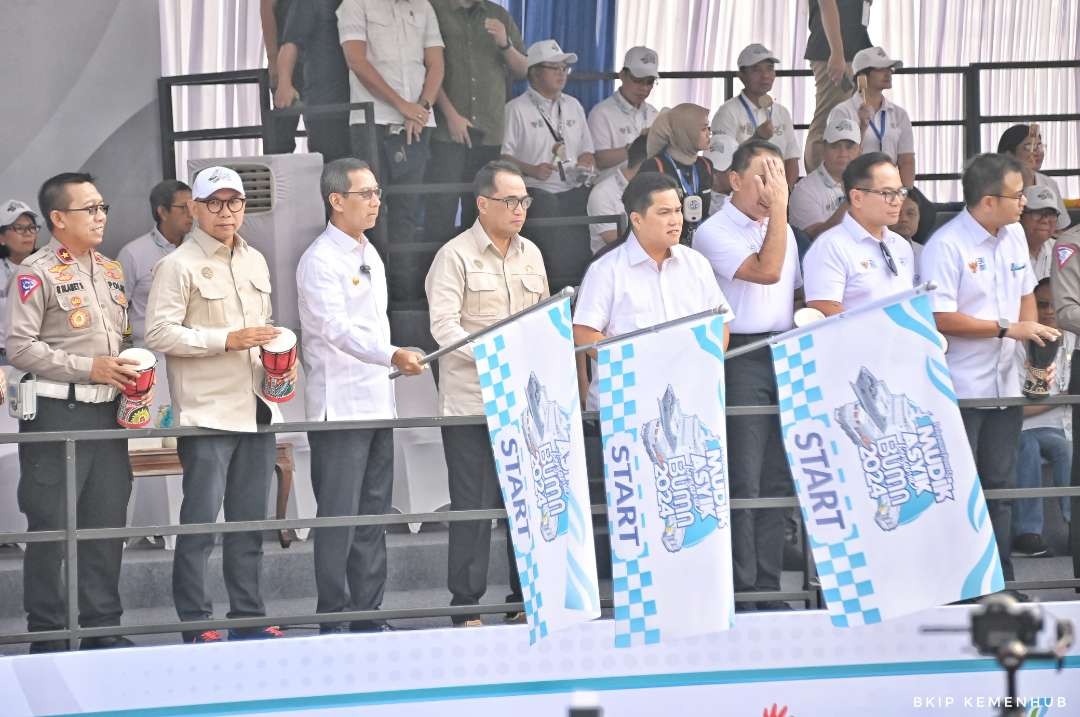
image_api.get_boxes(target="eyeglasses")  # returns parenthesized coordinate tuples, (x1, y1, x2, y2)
(196, 197, 246, 214)
(6, 223, 40, 236)
(482, 195, 533, 211)
(58, 204, 110, 218)
(855, 187, 909, 204)
(537, 63, 572, 74)
(878, 240, 899, 276)
(990, 192, 1026, 203)
(1024, 209, 1059, 221)
(340, 187, 383, 201)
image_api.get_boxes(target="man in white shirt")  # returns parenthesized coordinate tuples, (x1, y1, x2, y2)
(337, 0, 445, 247)
(117, 180, 192, 345)
(711, 44, 801, 187)
(587, 46, 659, 179)
(826, 46, 915, 187)
(788, 117, 860, 239)
(704, 132, 736, 217)
(296, 158, 424, 633)
(1021, 185, 1062, 280)
(803, 152, 915, 315)
(694, 139, 801, 610)
(586, 135, 647, 253)
(920, 152, 1059, 588)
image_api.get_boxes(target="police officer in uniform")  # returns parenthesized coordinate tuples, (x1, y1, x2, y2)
(6, 172, 139, 652)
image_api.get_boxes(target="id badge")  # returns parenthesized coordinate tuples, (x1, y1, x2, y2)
(862, 0, 871, 26)
(683, 194, 703, 224)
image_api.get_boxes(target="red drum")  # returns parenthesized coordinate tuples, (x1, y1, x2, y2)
(260, 328, 297, 403)
(117, 348, 156, 428)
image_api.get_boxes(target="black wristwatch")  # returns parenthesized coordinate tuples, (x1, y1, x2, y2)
(997, 317, 1009, 339)
(498, 40, 512, 51)
(420, 99, 431, 111)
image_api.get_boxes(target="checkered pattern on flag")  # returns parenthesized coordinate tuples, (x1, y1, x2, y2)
(772, 289, 1003, 627)
(597, 314, 734, 647)
(473, 297, 600, 643)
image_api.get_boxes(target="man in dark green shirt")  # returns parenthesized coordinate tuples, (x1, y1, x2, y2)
(425, 0, 527, 243)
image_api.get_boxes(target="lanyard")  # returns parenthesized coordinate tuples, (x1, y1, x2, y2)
(531, 95, 564, 143)
(663, 152, 701, 196)
(738, 94, 770, 131)
(868, 109, 886, 149)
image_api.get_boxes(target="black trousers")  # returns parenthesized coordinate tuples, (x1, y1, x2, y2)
(1067, 349, 1080, 585)
(523, 186, 591, 291)
(725, 336, 794, 593)
(424, 141, 502, 243)
(960, 406, 1023, 582)
(308, 428, 393, 630)
(441, 424, 522, 622)
(349, 124, 431, 252)
(18, 397, 132, 632)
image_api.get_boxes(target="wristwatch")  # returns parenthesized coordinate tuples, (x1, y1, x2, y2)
(420, 100, 431, 111)
(997, 318, 1010, 339)
(498, 40, 512, 51)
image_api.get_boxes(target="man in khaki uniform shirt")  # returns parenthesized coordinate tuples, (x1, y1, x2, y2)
(425, 160, 549, 625)
(6, 172, 140, 652)
(146, 166, 291, 643)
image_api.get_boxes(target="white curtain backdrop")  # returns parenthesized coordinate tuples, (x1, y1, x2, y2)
(615, 0, 1080, 202)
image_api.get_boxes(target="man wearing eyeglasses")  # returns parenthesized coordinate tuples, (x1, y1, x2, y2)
(7, 173, 140, 652)
(296, 158, 424, 633)
(803, 152, 914, 315)
(1, 199, 42, 353)
(425, 160, 549, 626)
(921, 153, 1060, 596)
(587, 46, 659, 181)
(146, 166, 295, 643)
(1020, 186, 1064, 280)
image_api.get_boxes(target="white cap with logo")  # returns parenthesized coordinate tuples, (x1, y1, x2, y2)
(0, 199, 39, 226)
(623, 46, 659, 79)
(704, 133, 736, 172)
(191, 166, 245, 200)
(1023, 185, 1061, 214)
(736, 43, 779, 69)
(526, 40, 578, 69)
(824, 117, 862, 145)
(852, 46, 903, 76)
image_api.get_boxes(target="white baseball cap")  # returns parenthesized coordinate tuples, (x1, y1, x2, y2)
(623, 46, 659, 79)
(852, 46, 903, 75)
(704, 133, 736, 172)
(1023, 185, 1060, 214)
(526, 40, 578, 69)
(0, 199, 39, 226)
(191, 166, 245, 200)
(736, 43, 779, 69)
(824, 117, 862, 145)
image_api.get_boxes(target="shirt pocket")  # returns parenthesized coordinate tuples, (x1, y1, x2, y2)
(245, 273, 273, 324)
(517, 273, 546, 308)
(192, 275, 229, 328)
(365, 7, 398, 65)
(465, 271, 502, 318)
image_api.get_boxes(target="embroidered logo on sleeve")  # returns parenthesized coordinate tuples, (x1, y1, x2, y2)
(1056, 243, 1079, 268)
(17, 274, 41, 302)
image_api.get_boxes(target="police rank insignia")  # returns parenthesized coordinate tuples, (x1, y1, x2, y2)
(201, 267, 214, 279)
(68, 308, 91, 329)
(48, 263, 75, 282)
(55, 247, 75, 264)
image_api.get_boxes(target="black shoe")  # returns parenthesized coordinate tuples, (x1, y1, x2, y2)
(29, 639, 70, 654)
(1012, 533, 1051, 558)
(319, 624, 349, 635)
(80, 635, 135, 650)
(504, 593, 523, 620)
(756, 600, 793, 611)
(1002, 589, 1032, 603)
(349, 620, 395, 633)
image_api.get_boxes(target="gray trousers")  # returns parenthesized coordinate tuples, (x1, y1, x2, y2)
(961, 406, 1023, 582)
(725, 336, 794, 593)
(172, 430, 275, 628)
(308, 428, 393, 629)
(18, 397, 132, 631)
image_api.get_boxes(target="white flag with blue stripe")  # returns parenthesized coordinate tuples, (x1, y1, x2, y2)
(772, 288, 1003, 627)
(473, 296, 601, 643)
(596, 314, 734, 647)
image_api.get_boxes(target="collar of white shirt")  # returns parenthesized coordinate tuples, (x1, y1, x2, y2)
(469, 219, 525, 257)
(625, 232, 685, 269)
(526, 86, 564, 113)
(956, 208, 1009, 246)
(151, 227, 175, 251)
(814, 163, 842, 189)
(840, 212, 892, 245)
(323, 221, 369, 255)
(611, 89, 643, 116)
(190, 226, 248, 257)
(722, 196, 769, 231)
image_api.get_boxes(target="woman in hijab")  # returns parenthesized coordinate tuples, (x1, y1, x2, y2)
(638, 103, 714, 244)
(998, 124, 1070, 231)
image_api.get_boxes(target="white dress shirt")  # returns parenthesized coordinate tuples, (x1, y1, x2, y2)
(337, 0, 445, 126)
(574, 232, 733, 409)
(710, 93, 801, 161)
(919, 210, 1038, 399)
(788, 165, 845, 231)
(0, 257, 17, 351)
(826, 94, 914, 161)
(502, 88, 595, 194)
(117, 227, 180, 344)
(297, 222, 397, 422)
(693, 199, 802, 334)
(587, 90, 657, 180)
(803, 212, 915, 308)
(586, 170, 628, 254)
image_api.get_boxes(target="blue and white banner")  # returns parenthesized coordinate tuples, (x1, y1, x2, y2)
(474, 297, 601, 643)
(772, 289, 1003, 627)
(596, 314, 734, 647)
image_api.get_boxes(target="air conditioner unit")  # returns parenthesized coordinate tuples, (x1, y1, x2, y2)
(186, 153, 325, 331)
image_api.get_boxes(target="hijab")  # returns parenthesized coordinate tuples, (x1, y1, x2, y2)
(646, 103, 709, 166)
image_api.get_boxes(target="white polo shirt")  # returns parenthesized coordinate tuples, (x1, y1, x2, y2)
(919, 210, 1038, 399)
(117, 227, 181, 344)
(788, 165, 845, 231)
(574, 232, 732, 409)
(586, 170, 628, 254)
(1031, 237, 1055, 280)
(826, 94, 914, 161)
(503, 88, 594, 195)
(693, 199, 802, 334)
(710, 93, 800, 161)
(803, 212, 915, 309)
(337, 0, 444, 127)
(587, 90, 657, 179)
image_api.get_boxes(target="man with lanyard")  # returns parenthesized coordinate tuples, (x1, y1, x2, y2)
(826, 46, 915, 187)
(587, 46, 659, 181)
(694, 139, 800, 610)
(1, 199, 42, 357)
(803, 152, 915, 316)
(711, 44, 801, 188)
(7, 173, 140, 652)
(788, 117, 861, 239)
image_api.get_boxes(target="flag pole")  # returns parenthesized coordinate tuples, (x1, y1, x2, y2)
(574, 305, 728, 354)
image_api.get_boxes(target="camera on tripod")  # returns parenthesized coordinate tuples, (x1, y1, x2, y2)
(970, 594, 1045, 657)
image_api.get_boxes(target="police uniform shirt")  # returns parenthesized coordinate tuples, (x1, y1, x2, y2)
(502, 88, 595, 194)
(585, 170, 628, 254)
(587, 90, 657, 180)
(919, 210, 1037, 399)
(693, 199, 802, 334)
(788, 165, 845, 231)
(6, 237, 128, 386)
(296, 222, 397, 422)
(803, 212, 915, 308)
(117, 227, 179, 344)
(144, 226, 282, 432)
(573, 232, 733, 409)
(710, 93, 801, 161)
(827, 94, 914, 162)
